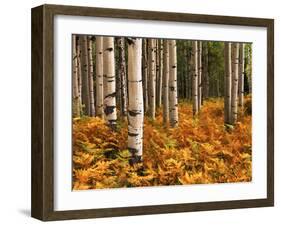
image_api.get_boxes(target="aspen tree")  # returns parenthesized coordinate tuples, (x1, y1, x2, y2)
(162, 40, 169, 126)
(156, 39, 163, 108)
(238, 43, 245, 108)
(142, 39, 149, 113)
(148, 39, 156, 119)
(117, 37, 127, 116)
(224, 42, 232, 124)
(103, 37, 117, 129)
(72, 35, 80, 117)
(231, 43, 239, 124)
(127, 38, 143, 164)
(198, 41, 202, 108)
(79, 35, 90, 115)
(192, 41, 199, 115)
(203, 42, 209, 99)
(169, 40, 178, 127)
(95, 36, 104, 118)
(87, 36, 95, 116)
(76, 37, 82, 106)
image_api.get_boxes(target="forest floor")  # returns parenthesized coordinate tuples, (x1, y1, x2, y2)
(72, 96, 252, 190)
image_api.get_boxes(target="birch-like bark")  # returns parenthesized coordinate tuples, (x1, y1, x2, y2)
(169, 40, 178, 127)
(224, 42, 232, 124)
(197, 41, 202, 109)
(231, 43, 239, 124)
(248, 47, 252, 93)
(203, 42, 209, 99)
(127, 38, 143, 164)
(142, 39, 149, 113)
(77, 38, 82, 106)
(156, 39, 163, 108)
(162, 40, 169, 126)
(103, 37, 117, 129)
(148, 39, 156, 119)
(117, 38, 127, 116)
(238, 43, 245, 108)
(87, 36, 95, 116)
(192, 41, 199, 115)
(79, 35, 90, 115)
(95, 36, 104, 118)
(72, 35, 80, 117)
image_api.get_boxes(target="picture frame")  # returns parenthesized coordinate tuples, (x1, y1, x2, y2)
(31, 4, 274, 221)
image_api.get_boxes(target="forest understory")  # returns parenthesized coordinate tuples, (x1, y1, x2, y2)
(73, 96, 252, 190)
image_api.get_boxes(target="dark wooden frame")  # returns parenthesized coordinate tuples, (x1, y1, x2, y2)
(31, 4, 274, 221)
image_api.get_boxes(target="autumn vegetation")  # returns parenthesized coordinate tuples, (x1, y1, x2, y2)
(73, 96, 252, 189)
(72, 35, 252, 189)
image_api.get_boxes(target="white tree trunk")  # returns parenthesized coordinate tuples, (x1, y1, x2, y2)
(79, 35, 90, 115)
(163, 40, 169, 126)
(76, 40, 82, 107)
(197, 41, 202, 109)
(95, 36, 104, 118)
(156, 39, 163, 108)
(87, 36, 95, 116)
(117, 38, 127, 116)
(203, 42, 209, 99)
(192, 41, 199, 115)
(169, 40, 179, 127)
(72, 35, 80, 117)
(238, 43, 245, 108)
(148, 39, 156, 119)
(142, 39, 149, 113)
(224, 42, 232, 124)
(103, 37, 117, 129)
(127, 38, 143, 164)
(231, 43, 239, 124)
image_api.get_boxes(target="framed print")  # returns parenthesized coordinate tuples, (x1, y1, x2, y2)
(31, 4, 274, 221)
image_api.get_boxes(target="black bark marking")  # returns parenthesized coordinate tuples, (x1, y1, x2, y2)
(104, 106, 116, 115)
(129, 80, 142, 83)
(105, 92, 116, 99)
(128, 110, 142, 117)
(128, 132, 138, 137)
(172, 65, 176, 69)
(106, 47, 113, 52)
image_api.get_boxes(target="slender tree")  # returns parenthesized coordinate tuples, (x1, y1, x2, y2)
(238, 43, 245, 108)
(76, 37, 82, 107)
(162, 40, 169, 126)
(169, 40, 179, 127)
(203, 42, 209, 100)
(156, 39, 163, 108)
(103, 37, 117, 129)
(87, 36, 95, 116)
(192, 41, 199, 115)
(79, 35, 90, 115)
(231, 43, 239, 124)
(117, 37, 128, 116)
(142, 39, 149, 113)
(197, 41, 202, 108)
(224, 42, 232, 124)
(95, 36, 104, 118)
(148, 39, 156, 119)
(127, 38, 143, 164)
(72, 35, 80, 117)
